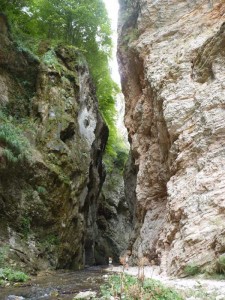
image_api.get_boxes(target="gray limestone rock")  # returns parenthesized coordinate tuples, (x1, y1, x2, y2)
(118, 0, 225, 275)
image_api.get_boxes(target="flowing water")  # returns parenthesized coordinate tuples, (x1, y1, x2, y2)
(0, 268, 108, 300)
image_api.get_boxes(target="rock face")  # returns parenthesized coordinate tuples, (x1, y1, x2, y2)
(0, 15, 108, 272)
(95, 164, 132, 265)
(118, 0, 225, 275)
(85, 93, 132, 265)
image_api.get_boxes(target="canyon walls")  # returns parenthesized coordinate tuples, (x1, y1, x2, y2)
(0, 16, 108, 272)
(118, 0, 225, 275)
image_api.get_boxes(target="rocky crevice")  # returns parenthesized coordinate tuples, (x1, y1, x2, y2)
(93, 164, 132, 265)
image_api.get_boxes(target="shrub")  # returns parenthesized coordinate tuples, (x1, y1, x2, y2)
(143, 278, 183, 300)
(0, 268, 29, 283)
(20, 216, 31, 238)
(0, 117, 31, 164)
(0, 245, 9, 268)
(103, 134, 129, 174)
(98, 274, 183, 300)
(37, 186, 47, 195)
(42, 49, 62, 73)
(216, 255, 225, 274)
(184, 264, 200, 276)
(41, 234, 60, 248)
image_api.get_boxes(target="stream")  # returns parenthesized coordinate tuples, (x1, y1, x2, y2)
(0, 268, 108, 300)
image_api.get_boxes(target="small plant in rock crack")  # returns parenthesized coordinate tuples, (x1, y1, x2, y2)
(184, 264, 201, 276)
(216, 255, 225, 274)
(37, 185, 47, 195)
(20, 216, 31, 238)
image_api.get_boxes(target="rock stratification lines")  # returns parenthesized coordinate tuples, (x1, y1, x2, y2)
(118, 0, 225, 275)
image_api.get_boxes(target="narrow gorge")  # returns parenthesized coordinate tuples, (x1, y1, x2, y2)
(1, 0, 225, 291)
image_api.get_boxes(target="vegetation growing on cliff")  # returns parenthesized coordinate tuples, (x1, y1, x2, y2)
(0, 0, 127, 162)
(0, 246, 29, 285)
(0, 112, 31, 164)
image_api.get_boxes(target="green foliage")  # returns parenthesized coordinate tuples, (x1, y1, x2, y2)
(87, 51, 119, 158)
(48, 159, 70, 185)
(45, 234, 59, 245)
(184, 264, 201, 276)
(0, 248, 29, 287)
(0, 114, 31, 165)
(0, 268, 29, 283)
(37, 186, 47, 195)
(20, 216, 31, 238)
(98, 274, 183, 300)
(0, 245, 9, 268)
(216, 255, 225, 274)
(0, 0, 123, 160)
(42, 49, 58, 66)
(41, 234, 60, 248)
(143, 278, 183, 300)
(3, 97, 26, 122)
(104, 133, 129, 174)
(42, 48, 63, 74)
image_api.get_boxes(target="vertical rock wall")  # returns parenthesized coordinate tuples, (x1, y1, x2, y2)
(118, 0, 225, 275)
(94, 165, 132, 265)
(0, 17, 108, 272)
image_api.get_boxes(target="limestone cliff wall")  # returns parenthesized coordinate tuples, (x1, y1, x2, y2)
(0, 16, 108, 272)
(118, 0, 225, 275)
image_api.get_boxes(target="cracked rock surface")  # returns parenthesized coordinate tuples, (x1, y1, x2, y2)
(118, 0, 225, 275)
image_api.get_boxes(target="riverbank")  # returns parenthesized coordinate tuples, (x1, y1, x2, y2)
(0, 268, 107, 300)
(107, 266, 225, 300)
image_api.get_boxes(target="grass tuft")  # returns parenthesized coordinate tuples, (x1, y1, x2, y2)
(184, 264, 201, 276)
(0, 114, 31, 165)
(216, 255, 225, 274)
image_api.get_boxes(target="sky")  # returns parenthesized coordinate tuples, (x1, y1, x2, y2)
(102, 0, 120, 85)
(102, 0, 128, 141)
(103, 0, 119, 32)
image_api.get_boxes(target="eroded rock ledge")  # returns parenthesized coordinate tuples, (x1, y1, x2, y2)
(118, 0, 225, 275)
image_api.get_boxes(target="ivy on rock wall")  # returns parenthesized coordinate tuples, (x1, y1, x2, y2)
(0, 0, 127, 163)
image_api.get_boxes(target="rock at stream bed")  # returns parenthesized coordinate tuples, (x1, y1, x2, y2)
(74, 291, 97, 299)
(7, 296, 25, 300)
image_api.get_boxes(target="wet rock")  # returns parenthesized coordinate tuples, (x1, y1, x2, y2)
(74, 291, 96, 299)
(7, 296, 25, 300)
